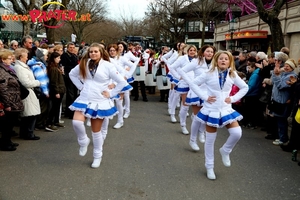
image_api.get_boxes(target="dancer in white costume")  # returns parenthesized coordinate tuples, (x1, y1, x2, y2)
(162, 43, 183, 117)
(178, 45, 216, 151)
(184, 51, 248, 179)
(120, 42, 139, 117)
(69, 43, 128, 168)
(108, 44, 136, 129)
(169, 45, 197, 134)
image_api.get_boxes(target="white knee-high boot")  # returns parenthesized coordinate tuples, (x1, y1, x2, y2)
(168, 89, 174, 109)
(179, 105, 189, 134)
(91, 131, 103, 168)
(116, 99, 124, 123)
(205, 132, 217, 180)
(219, 126, 242, 167)
(72, 120, 90, 156)
(170, 92, 180, 115)
(101, 118, 109, 141)
(205, 132, 217, 169)
(123, 91, 130, 114)
(189, 117, 201, 150)
(179, 105, 189, 127)
(198, 121, 206, 143)
(222, 126, 242, 153)
(170, 92, 180, 122)
(190, 118, 201, 143)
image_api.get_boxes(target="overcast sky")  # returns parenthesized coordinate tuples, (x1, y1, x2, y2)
(107, 0, 149, 20)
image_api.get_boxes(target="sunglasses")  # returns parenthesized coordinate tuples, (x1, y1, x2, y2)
(89, 51, 99, 53)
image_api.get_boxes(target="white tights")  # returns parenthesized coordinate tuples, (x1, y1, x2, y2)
(92, 131, 103, 159)
(190, 118, 206, 142)
(123, 91, 130, 114)
(179, 105, 189, 127)
(205, 126, 242, 169)
(115, 99, 124, 123)
(169, 91, 180, 115)
(72, 120, 89, 147)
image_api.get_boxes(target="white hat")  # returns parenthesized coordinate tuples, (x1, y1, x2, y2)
(285, 59, 296, 70)
(38, 48, 48, 56)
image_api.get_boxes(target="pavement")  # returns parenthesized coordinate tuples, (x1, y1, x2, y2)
(0, 94, 300, 200)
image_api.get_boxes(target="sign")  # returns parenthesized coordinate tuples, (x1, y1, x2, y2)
(1, 2, 91, 29)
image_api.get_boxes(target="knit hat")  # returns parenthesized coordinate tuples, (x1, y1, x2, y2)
(285, 59, 296, 70)
(40, 48, 48, 56)
(35, 48, 48, 64)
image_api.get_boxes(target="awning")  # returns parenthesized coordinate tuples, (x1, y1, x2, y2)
(225, 30, 268, 40)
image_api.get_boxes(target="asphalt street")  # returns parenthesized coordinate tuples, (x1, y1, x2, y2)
(0, 94, 300, 200)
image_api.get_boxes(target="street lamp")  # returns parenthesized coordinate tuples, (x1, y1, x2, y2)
(160, 34, 163, 41)
(229, 19, 236, 50)
(159, 34, 163, 47)
(166, 38, 170, 46)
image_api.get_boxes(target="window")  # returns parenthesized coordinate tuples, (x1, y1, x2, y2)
(207, 20, 215, 32)
(187, 21, 200, 32)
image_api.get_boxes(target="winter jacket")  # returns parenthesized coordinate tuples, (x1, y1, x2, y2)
(246, 68, 262, 97)
(0, 62, 24, 111)
(27, 57, 50, 96)
(271, 70, 297, 104)
(48, 66, 66, 96)
(14, 60, 41, 116)
(60, 51, 78, 75)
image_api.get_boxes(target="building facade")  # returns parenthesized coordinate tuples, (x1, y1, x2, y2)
(214, 0, 300, 60)
(0, 3, 23, 44)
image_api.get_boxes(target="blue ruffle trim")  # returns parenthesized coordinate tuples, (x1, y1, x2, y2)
(175, 86, 189, 93)
(167, 74, 179, 84)
(172, 78, 179, 84)
(121, 84, 133, 92)
(127, 77, 134, 83)
(111, 94, 120, 100)
(196, 110, 242, 128)
(69, 102, 117, 118)
(185, 97, 203, 105)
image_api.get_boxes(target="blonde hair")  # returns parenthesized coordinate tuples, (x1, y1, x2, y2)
(186, 45, 197, 58)
(209, 51, 236, 78)
(178, 43, 187, 57)
(0, 49, 14, 61)
(14, 48, 28, 60)
(53, 44, 63, 53)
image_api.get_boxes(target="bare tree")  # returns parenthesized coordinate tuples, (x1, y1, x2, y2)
(66, 0, 108, 44)
(41, 0, 71, 44)
(116, 15, 145, 36)
(186, 0, 226, 47)
(6, 0, 71, 43)
(54, 19, 126, 45)
(93, 20, 124, 44)
(253, 0, 285, 51)
(145, 0, 188, 43)
(6, 0, 37, 36)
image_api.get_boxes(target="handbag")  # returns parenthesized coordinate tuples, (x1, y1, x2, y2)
(268, 99, 286, 115)
(18, 80, 29, 100)
(295, 108, 300, 124)
(33, 87, 42, 99)
(0, 102, 4, 116)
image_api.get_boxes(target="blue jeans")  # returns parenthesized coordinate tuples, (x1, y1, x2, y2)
(276, 116, 289, 143)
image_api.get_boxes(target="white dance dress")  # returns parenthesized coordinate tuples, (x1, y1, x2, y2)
(69, 59, 128, 119)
